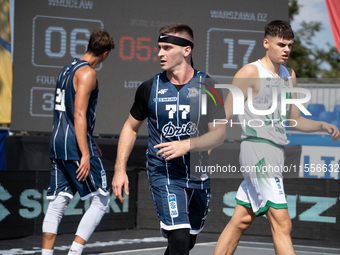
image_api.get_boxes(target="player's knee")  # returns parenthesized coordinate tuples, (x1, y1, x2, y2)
(270, 215, 292, 236)
(91, 194, 110, 212)
(189, 234, 197, 250)
(166, 228, 191, 254)
(43, 195, 71, 234)
(237, 214, 254, 231)
(43, 232, 56, 241)
(237, 222, 250, 232)
(279, 218, 292, 235)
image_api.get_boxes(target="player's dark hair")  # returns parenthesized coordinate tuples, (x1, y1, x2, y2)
(159, 24, 194, 42)
(87, 29, 115, 56)
(264, 20, 294, 40)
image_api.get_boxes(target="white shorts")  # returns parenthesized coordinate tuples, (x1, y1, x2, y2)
(236, 140, 287, 216)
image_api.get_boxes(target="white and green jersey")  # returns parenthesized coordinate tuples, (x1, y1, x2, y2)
(239, 59, 293, 146)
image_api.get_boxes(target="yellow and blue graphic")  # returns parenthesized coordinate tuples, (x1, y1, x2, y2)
(199, 82, 223, 106)
(0, 0, 12, 123)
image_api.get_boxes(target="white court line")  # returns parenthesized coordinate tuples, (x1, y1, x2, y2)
(96, 242, 218, 255)
(98, 246, 167, 254)
(238, 246, 275, 251)
(200, 242, 340, 255)
(195, 241, 217, 246)
(239, 241, 273, 246)
(293, 251, 340, 255)
(237, 246, 339, 255)
(239, 241, 340, 251)
(293, 244, 340, 251)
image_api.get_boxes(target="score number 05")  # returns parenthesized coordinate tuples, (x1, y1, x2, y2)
(119, 36, 158, 62)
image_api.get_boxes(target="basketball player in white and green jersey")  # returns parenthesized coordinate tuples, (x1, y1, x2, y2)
(214, 20, 339, 255)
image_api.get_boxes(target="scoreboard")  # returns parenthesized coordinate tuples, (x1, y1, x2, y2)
(11, 0, 288, 136)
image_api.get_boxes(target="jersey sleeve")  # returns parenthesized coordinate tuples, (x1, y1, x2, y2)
(130, 78, 153, 121)
(206, 77, 226, 123)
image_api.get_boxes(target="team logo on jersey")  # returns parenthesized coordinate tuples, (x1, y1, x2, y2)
(162, 121, 197, 138)
(284, 77, 289, 87)
(274, 177, 283, 195)
(168, 194, 178, 218)
(101, 170, 107, 189)
(187, 87, 199, 98)
(153, 97, 177, 103)
(266, 84, 279, 88)
(158, 89, 168, 94)
(265, 78, 280, 88)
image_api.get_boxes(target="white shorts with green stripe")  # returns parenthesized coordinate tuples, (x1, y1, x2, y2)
(236, 140, 288, 216)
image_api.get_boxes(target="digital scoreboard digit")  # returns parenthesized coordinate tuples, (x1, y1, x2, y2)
(32, 16, 103, 69)
(11, 0, 288, 135)
(206, 28, 264, 78)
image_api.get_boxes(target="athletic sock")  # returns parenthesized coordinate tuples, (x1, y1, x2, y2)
(67, 241, 85, 255)
(41, 249, 54, 255)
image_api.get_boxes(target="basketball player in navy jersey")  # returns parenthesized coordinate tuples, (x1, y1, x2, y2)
(214, 20, 339, 255)
(112, 24, 226, 255)
(42, 30, 115, 255)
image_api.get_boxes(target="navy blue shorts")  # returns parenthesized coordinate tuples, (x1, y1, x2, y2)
(47, 157, 109, 200)
(150, 184, 210, 235)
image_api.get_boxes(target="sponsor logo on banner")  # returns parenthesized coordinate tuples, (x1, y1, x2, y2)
(299, 146, 340, 179)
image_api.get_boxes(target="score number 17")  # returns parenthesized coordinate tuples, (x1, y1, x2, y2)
(223, 38, 256, 70)
(206, 28, 263, 78)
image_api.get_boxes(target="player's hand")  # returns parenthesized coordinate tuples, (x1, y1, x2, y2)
(112, 170, 129, 203)
(76, 154, 90, 181)
(154, 140, 190, 161)
(322, 123, 340, 141)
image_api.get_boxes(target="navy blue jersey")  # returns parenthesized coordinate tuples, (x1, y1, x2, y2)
(131, 70, 225, 189)
(49, 58, 100, 160)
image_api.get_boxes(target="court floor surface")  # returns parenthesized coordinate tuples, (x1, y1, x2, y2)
(0, 229, 339, 255)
